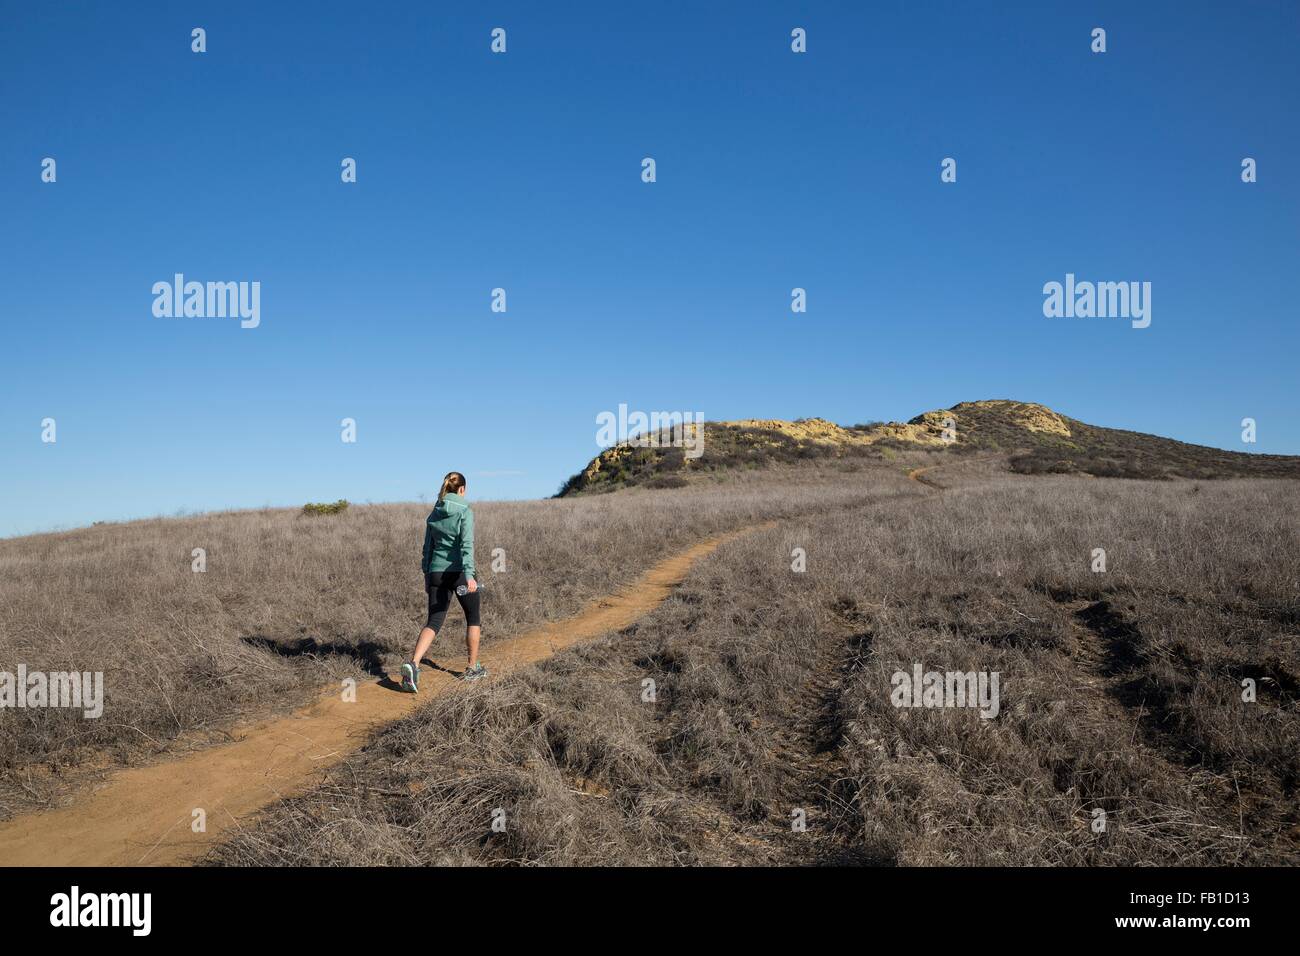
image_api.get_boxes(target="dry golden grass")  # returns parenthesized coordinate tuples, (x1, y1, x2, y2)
(0, 469, 902, 818)
(205, 470, 1299, 866)
(6, 455, 1295, 865)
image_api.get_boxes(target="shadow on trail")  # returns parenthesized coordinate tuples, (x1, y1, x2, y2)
(241, 635, 388, 677)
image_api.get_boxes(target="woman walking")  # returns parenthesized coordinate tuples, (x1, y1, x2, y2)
(401, 471, 486, 691)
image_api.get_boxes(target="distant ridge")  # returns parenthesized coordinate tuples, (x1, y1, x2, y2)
(557, 400, 1300, 496)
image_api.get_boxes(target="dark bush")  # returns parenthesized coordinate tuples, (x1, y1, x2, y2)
(301, 499, 350, 516)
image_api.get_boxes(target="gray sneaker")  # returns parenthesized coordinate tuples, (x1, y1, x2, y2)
(461, 663, 488, 682)
(400, 662, 419, 693)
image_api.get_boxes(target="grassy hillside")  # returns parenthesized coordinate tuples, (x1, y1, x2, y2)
(0, 476, 891, 819)
(557, 400, 1300, 495)
(210, 472, 1300, 866)
(6, 402, 1298, 867)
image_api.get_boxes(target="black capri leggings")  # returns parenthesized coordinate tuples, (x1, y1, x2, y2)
(425, 570, 481, 631)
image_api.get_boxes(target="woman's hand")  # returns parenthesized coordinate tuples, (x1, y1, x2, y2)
(466, 578, 478, 593)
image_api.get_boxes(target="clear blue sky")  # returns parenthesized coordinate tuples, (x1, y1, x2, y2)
(2, 1, 1297, 537)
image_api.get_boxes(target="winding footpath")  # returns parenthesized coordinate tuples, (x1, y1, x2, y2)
(0, 527, 755, 866)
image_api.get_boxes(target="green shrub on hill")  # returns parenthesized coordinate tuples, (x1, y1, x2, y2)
(301, 499, 350, 516)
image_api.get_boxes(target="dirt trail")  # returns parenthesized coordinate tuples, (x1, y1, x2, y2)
(0, 527, 755, 867)
(906, 464, 945, 489)
(906, 454, 1004, 490)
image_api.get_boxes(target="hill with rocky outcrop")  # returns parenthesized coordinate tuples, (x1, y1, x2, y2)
(556, 400, 1300, 495)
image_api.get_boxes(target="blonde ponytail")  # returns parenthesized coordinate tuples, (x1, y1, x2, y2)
(437, 471, 466, 501)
